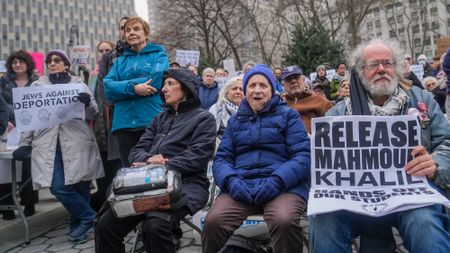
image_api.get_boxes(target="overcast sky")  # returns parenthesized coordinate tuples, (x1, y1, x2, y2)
(135, 0, 149, 21)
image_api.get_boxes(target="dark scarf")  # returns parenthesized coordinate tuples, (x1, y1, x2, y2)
(349, 67, 371, 115)
(49, 72, 71, 84)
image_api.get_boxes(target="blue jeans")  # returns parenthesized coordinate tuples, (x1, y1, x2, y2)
(309, 204, 450, 253)
(50, 145, 96, 226)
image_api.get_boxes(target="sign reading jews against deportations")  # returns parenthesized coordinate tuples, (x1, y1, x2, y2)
(308, 115, 449, 217)
(12, 83, 87, 132)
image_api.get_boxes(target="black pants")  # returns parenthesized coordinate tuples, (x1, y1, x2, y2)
(90, 151, 122, 212)
(0, 158, 38, 208)
(114, 129, 145, 167)
(95, 207, 190, 253)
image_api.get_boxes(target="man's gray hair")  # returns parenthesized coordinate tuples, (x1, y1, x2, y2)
(202, 67, 215, 76)
(350, 38, 404, 78)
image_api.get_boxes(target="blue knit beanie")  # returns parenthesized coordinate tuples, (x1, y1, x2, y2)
(242, 64, 277, 96)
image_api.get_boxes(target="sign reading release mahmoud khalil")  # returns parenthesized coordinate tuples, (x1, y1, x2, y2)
(308, 115, 449, 217)
(13, 83, 87, 132)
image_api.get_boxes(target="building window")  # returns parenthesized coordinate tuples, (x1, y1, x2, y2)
(375, 20, 381, 28)
(432, 21, 440, 29)
(424, 37, 431, 46)
(414, 38, 421, 47)
(412, 25, 420, 33)
(367, 22, 373, 30)
(389, 30, 396, 38)
(430, 7, 438, 16)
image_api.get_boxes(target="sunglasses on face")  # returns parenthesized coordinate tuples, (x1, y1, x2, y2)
(45, 57, 64, 65)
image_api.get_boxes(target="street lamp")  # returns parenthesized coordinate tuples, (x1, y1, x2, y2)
(67, 25, 79, 48)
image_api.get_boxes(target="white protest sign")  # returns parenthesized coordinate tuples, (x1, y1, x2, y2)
(70, 45, 91, 65)
(308, 115, 449, 217)
(410, 64, 424, 82)
(309, 69, 336, 82)
(176, 50, 200, 67)
(0, 60, 6, 72)
(223, 59, 236, 76)
(13, 83, 87, 132)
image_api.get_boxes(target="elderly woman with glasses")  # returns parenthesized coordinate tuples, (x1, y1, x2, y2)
(13, 49, 104, 243)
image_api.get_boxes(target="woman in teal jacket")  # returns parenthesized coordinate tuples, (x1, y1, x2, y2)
(104, 16, 169, 166)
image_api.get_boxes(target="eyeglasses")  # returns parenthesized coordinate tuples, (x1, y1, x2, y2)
(426, 82, 436, 87)
(363, 59, 395, 70)
(45, 57, 63, 65)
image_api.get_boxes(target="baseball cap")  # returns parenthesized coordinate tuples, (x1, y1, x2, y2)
(281, 65, 303, 80)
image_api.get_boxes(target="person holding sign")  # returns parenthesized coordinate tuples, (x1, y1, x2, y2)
(104, 16, 169, 166)
(202, 64, 311, 253)
(13, 49, 104, 243)
(309, 39, 450, 253)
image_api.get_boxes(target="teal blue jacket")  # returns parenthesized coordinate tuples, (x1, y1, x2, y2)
(104, 43, 169, 132)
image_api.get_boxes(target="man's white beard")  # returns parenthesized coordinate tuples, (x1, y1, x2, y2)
(361, 73, 398, 98)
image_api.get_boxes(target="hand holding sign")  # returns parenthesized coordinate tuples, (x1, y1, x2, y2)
(405, 145, 437, 180)
(134, 79, 157, 96)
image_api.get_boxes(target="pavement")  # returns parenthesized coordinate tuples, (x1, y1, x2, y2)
(0, 189, 202, 253)
(1, 189, 407, 253)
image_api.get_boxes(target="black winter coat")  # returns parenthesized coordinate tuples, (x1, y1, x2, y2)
(0, 73, 38, 123)
(129, 68, 216, 214)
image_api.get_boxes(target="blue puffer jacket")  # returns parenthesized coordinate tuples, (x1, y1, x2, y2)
(104, 43, 169, 132)
(327, 86, 450, 197)
(213, 95, 311, 201)
(199, 81, 218, 109)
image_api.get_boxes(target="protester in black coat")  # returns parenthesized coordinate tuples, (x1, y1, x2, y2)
(95, 68, 216, 253)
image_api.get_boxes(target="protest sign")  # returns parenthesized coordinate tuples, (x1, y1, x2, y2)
(13, 83, 87, 132)
(410, 64, 424, 82)
(29, 52, 44, 76)
(70, 45, 91, 65)
(223, 58, 236, 76)
(308, 115, 449, 217)
(0, 60, 6, 73)
(309, 69, 336, 82)
(176, 50, 200, 67)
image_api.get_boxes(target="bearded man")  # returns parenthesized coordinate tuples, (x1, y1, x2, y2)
(309, 39, 450, 253)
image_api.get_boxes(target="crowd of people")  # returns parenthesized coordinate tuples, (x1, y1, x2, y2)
(0, 15, 449, 253)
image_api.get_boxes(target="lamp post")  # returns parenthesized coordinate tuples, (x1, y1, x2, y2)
(67, 25, 79, 48)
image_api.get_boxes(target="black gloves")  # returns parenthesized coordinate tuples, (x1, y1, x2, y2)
(13, 146, 32, 161)
(76, 92, 91, 107)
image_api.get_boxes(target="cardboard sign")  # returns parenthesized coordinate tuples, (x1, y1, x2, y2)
(176, 50, 200, 67)
(70, 45, 91, 65)
(309, 69, 336, 82)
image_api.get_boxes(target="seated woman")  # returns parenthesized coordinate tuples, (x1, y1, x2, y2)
(202, 64, 311, 253)
(95, 68, 216, 253)
(209, 75, 244, 139)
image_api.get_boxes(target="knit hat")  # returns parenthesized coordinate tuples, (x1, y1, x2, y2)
(46, 49, 70, 67)
(316, 64, 326, 72)
(242, 64, 276, 96)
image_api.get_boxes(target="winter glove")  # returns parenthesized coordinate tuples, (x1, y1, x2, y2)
(227, 177, 253, 204)
(12, 146, 32, 161)
(254, 176, 284, 205)
(76, 92, 91, 107)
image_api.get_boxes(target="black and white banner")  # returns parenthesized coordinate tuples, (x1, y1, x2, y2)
(308, 115, 449, 216)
